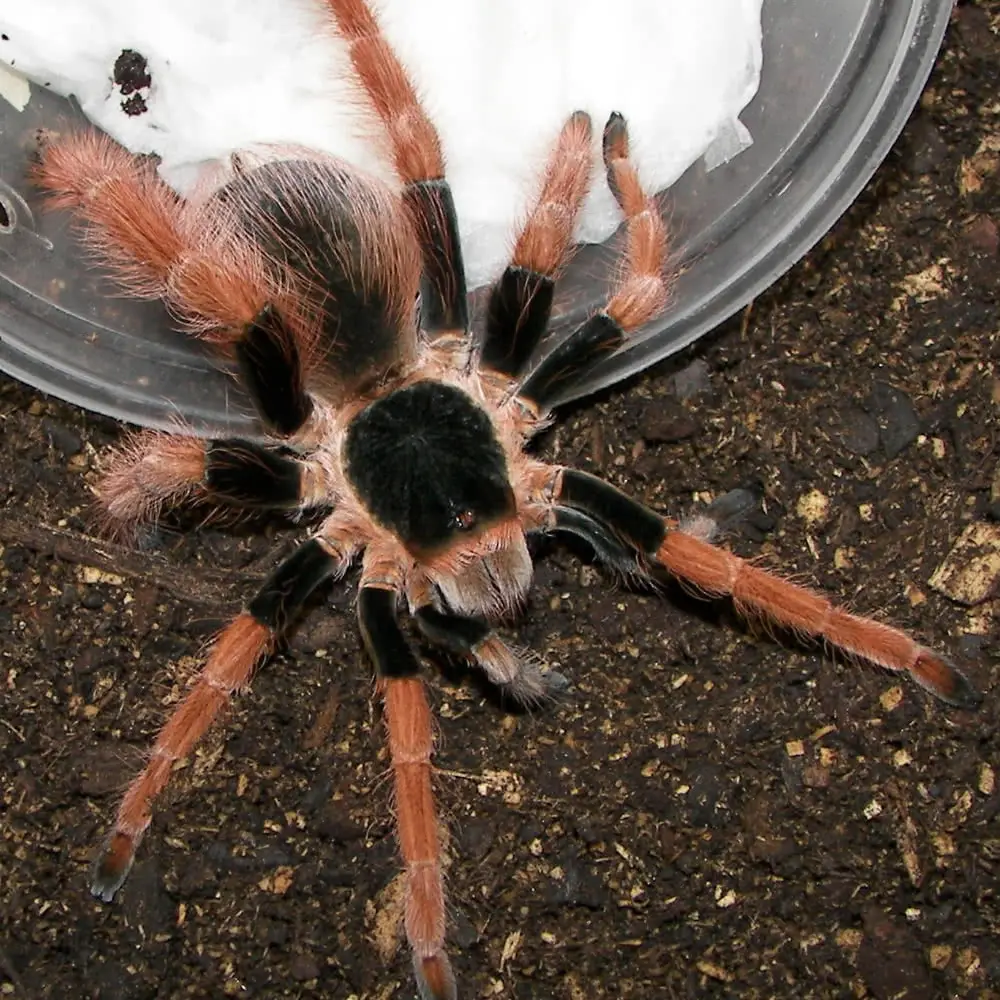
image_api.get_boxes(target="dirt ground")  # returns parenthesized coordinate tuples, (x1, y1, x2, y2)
(2, 8, 1000, 1000)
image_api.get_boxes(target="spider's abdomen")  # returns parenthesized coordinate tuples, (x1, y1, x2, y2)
(344, 381, 515, 554)
(211, 158, 422, 396)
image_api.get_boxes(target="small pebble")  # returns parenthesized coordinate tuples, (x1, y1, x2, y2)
(867, 382, 920, 459)
(963, 214, 999, 255)
(640, 400, 699, 444)
(831, 406, 880, 456)
(41, 418, 83, 457)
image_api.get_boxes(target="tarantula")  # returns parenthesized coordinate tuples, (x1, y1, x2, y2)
(33, 1, 979, 997)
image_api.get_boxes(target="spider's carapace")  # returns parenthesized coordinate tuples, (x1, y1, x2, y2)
(32, 1, 980, 997)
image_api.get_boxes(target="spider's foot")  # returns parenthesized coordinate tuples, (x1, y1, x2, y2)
(414, 949, 456, 1000)
(499, 662, 570, 708)
(497, 669, 570, 709)
(90, 830, 137, 902)
(911, 651, 982, 710)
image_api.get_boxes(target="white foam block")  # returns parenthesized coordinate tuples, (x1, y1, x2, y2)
(1, 0, 763, 288)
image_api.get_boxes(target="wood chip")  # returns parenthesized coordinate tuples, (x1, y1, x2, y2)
(258, 866, 294, 895)
(301, 687, 340, 751)
(796, 489, 830, 526)
(895, 811, 923, 888)
(696, 961, 731, 982)
(929, 944, 953, 970)
(898, 262, 948, 301)
(979, 764, 996, 797)
(931, 832, 956, 862)
(928, 522, 1000, 605)
(500, 930, 522, 972)
(880, 686, 904, 712)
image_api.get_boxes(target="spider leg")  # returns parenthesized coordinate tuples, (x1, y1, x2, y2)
(358, 558, 455, 1000)
(549, 505, 652, 578)
(321, 0, 468, 336)
(91, 532, 353, 901)
(96, 431, 331, 539)
(34, 133, 317, 437)
(235, 303, 314, 436)
(539, 467, 981, 709)
(413, 605, 567, 705)
(516, 113, 669, 411)
(480, 111, 594, 376)
(32, 131, 188, 299)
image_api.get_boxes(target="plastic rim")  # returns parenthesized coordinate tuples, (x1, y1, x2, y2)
(0, 0, 953, 433)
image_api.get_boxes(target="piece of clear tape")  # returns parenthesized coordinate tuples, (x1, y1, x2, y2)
(702, 116, 753, 172)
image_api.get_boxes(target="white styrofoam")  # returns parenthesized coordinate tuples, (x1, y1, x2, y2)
(1, 0, 763, 288)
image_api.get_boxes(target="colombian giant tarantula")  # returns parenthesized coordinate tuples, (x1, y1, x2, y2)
(33, 1, 980, 997)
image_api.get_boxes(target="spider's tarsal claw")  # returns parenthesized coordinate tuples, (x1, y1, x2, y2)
(601, 112, 630, 209)
(413, 950, 457, 1000)
(90, 831, 137, 902)
(602, 111, 629, 162)
(911, 651, 982, 710)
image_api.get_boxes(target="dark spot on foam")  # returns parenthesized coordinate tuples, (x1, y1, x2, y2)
(113, 49, 151, 116)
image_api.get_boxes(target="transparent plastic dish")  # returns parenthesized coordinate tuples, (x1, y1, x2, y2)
(0, 0, 951, 436)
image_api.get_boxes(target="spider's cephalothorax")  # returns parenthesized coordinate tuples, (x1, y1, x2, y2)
(33, 1, 980, 998)
(344, 380, 515, 555)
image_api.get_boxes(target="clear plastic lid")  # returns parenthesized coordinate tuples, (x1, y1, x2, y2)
(0, 0, 951, 436)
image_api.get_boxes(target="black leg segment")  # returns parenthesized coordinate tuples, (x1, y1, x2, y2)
(359, 587, 422, 678)
(414, 605, 491, 655)
(517, 313, 624, 410)
(481, 267, 555, 376)
(556, 469, 666, 556)
(551, 506, 646, 577)
(205, 440, 304, 509)
(247, 538, 339, 631)
(403, 180, 469, 334)
(235, 304, 314, 437)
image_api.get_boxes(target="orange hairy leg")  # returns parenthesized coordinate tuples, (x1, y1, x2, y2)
(32, 131, 276, 331)
(92, 534, 353, 900)
(320, 0, 468, 333)
(541, 468, 980, 710)
(482, 110, 595, 376)
(358, 559, 455, 1000)
(96, 431, 332, 540)
(602, 111, 671, 330)
(34, 133, 323, 439)
(655, 530, 980, 707)
(92, 615, 273, 899)
(516, 112, 670, 409)
(318, 0, 442, 183)
(510, 111, 595, 275)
